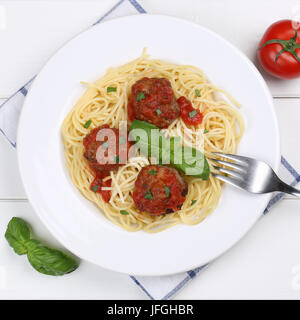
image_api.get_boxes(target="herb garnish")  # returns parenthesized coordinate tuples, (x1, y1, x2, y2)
(191, 200, 197, 206)
(115, 156, 119, 163)
(189, 110, 198, 119)
(107, 87, 116, 92)
(149, 170, 157, 175)
(84, 120, 92, 128)
(203, 129, 209, 134)
(136, 92, 145, 101)
(91, 185, 99, 192)
(195, 89, 201, 97)
(156, 108, 162, 115)
(120, 210, 129, 215)
(145, 190, 153, 199)
(164, 186, 170, 198)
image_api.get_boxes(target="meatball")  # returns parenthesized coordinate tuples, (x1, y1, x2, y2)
(83, 124, 131, 178)
(128, 77, 180, 128)
(132, 165, 188, 215)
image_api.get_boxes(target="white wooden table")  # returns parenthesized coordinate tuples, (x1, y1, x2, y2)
(1, 0, 300, 299)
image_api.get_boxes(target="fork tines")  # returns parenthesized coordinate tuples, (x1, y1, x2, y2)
(210, 152, 248, 181)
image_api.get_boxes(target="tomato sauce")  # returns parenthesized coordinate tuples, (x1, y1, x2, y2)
(83, 124, 109, 149)
(90, 176, 112, 203)
(127, 101, 135, 122)
(132, 165, 187, 215)
(177, 96, 203, 125)
(83, 124, 132, 203)
(128, 77, 180, 128)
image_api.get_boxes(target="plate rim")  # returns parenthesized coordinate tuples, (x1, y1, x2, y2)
(17, 14, 281, 276)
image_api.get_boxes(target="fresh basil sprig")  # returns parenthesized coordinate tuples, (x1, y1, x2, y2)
(5, 217, 78, 276)
(129, 119, 210, 180)
(5, 217, 30, 255)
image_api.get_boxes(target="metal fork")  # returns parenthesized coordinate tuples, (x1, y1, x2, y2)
(211, 152, 300, 197)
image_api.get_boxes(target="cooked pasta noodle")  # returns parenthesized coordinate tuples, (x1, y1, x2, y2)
(62, 49, 244, 233)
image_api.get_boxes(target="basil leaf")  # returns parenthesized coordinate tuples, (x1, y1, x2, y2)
(149, 170, 157, 175)
(170, 141, 210, 180)
(203, 129, 209, 134)
(120, 210, 129, 215)
(195, 89, 201, 97)
(84, 120, 92, 128)
(129, 120, 170, 163)
(191, 200, 197, 206)
(129, 119, 158, 156)
(27, 245, 78, 276)
(25, 239, 41, 252)
(129, 120, 210, 180)
(136, 92, 145, 101)
(5, 217, 31, 255)
(107, 87, 116, 92)
(5, 217, 79, 276)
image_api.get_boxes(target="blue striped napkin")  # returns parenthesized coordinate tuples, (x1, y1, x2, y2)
(1, 0, 299, 300)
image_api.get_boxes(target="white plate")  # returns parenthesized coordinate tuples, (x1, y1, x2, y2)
(17, 15, 280, 276)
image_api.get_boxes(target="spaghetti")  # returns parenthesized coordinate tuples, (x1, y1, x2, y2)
(62, 49, 244, 233)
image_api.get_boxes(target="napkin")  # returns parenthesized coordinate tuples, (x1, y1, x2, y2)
(1, 0, 299, 300)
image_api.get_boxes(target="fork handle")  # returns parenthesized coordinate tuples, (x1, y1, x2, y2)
(278, 181, 300, 197)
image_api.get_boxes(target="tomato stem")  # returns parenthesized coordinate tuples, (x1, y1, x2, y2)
(258, 29, 300, 65)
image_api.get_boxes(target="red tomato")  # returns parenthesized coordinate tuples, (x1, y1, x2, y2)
(258, 20, 300, 79)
